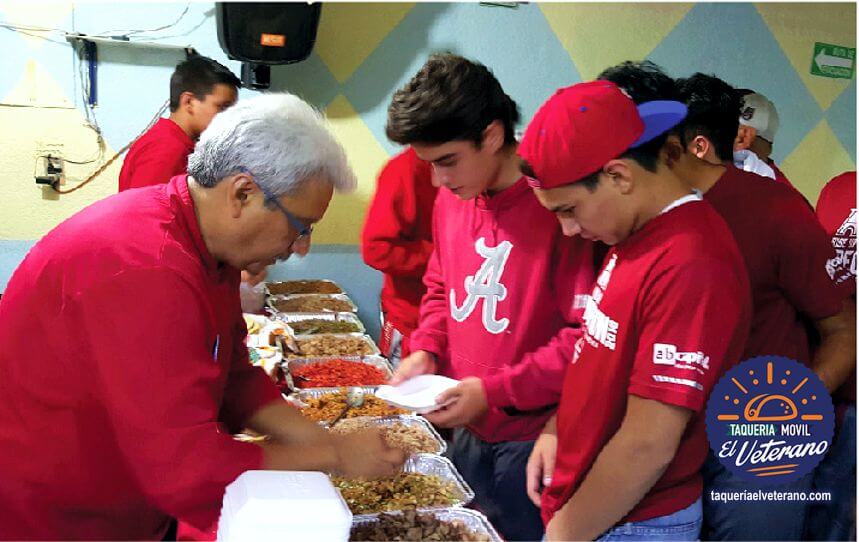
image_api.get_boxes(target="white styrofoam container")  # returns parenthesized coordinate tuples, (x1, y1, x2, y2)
(218, 470, 352, 542)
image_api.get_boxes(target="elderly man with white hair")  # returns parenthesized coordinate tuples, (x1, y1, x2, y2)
(0, 93, 406, 540)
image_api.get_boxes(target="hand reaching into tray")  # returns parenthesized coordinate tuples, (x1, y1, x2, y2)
(331, 429, 408, 479)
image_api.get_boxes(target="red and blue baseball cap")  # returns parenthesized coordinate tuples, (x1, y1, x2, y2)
(520, 80, 687, 189)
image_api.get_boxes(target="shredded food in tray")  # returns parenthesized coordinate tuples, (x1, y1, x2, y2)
(289, 319, 360, 335)
(333, 474, 462, 514)
(332, 419, 439, 454)
(350, 511, 491, 542)
(286, 335, 374, 359)
(268, 280, 342, 295)
(298, 391, 407, 422)
(273, 296, 353, 313)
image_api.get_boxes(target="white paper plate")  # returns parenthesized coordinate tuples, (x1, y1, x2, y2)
(375, 375, 460, 414)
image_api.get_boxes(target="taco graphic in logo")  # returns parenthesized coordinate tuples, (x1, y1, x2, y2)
(706, 356, 833, 483)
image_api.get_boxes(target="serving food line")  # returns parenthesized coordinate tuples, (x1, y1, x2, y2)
(242, 279, 503, 542)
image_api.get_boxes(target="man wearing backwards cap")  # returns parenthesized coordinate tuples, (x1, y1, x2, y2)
(519, 80, 751, 541)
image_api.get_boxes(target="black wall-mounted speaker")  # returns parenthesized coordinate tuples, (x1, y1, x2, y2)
(216, 2, 322, 88)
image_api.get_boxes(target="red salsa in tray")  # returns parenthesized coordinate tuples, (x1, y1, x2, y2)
(292, 358, 389, 388)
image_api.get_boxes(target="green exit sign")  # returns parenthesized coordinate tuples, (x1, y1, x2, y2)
(811, 42, 855, 79)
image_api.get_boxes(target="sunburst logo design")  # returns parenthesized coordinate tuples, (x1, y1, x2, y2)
(706, 356, 834, 484)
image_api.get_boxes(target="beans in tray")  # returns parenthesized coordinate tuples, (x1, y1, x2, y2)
(293, 359, 388, 388)
(351, 511, 491, 542)
(332, 474, 462, 515)
(289, 319, 360, 334)
(272, 296, 353, 313)
(332, 419, 439, 454)
(298, 391, 407, 422)
(286, 335, 374, 359)
(268, 280, 342, 295)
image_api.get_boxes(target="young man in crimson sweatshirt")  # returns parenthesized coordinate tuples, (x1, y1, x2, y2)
(118, 54, 239, 192)
(386, 54, 595, 541)
(519, 80, 751, 542)
(361, 148, 437, 366)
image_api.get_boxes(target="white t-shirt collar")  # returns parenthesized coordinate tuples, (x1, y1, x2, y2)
(660, 190, 703, 215)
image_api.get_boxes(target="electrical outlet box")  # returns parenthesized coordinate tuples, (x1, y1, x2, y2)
(35, 154, 64, 189)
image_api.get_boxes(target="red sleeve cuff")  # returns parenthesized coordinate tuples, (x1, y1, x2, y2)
(482, 373, 512, 409)
(628, 380, 704, 413)
(409, 333, 446, 360)
(222, 370, 283, 432)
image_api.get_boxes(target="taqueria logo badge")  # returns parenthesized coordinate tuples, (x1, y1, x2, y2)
(706, 356, 833, 484)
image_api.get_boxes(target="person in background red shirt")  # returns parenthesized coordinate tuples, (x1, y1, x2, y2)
(0, 93, 405, 541)
(669, 73, 855, 384)
(361, 148, 437, 367)
(118, 54, 239, 192)
(817, 171, 857, 297)
(386, 54, 595, 541)
(806, 170, 857, 541)
(664, 71, 854, 541)
(519, 80, 751, 541)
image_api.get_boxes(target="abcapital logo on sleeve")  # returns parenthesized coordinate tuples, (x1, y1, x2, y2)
(705, 356, 833, 484)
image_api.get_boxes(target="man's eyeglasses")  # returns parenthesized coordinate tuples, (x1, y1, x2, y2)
(241, 169, 313, 246)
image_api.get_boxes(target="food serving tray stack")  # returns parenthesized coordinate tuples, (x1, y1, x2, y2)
(263, 279, 499, 541)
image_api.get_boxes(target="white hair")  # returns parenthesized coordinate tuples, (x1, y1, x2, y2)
(187, 93, 356, 197)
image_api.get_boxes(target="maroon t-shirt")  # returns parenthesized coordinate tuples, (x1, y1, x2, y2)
(816, 171, 856, 403)
(542, 198, 751, 525)
(704, 166, 845, 365)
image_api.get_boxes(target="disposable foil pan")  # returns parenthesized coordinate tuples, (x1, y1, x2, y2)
(267, 293, 357, 314)
(350, 507, 502, 542)
(330, 414, 446, 455)
(283, 355, 393, 393)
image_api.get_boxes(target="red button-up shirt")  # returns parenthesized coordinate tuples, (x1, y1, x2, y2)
(0, 175, 281, 540)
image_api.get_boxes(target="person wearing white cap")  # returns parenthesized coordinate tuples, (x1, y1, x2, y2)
(734, 90, 798, 191)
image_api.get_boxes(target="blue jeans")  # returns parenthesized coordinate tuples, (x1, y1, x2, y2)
(387, 325, 404, 369)
(446, 428, 544, 541)
(805, 405, 856, 541)
(702, 450, 814, 540)
(596, 498, 703, 541)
